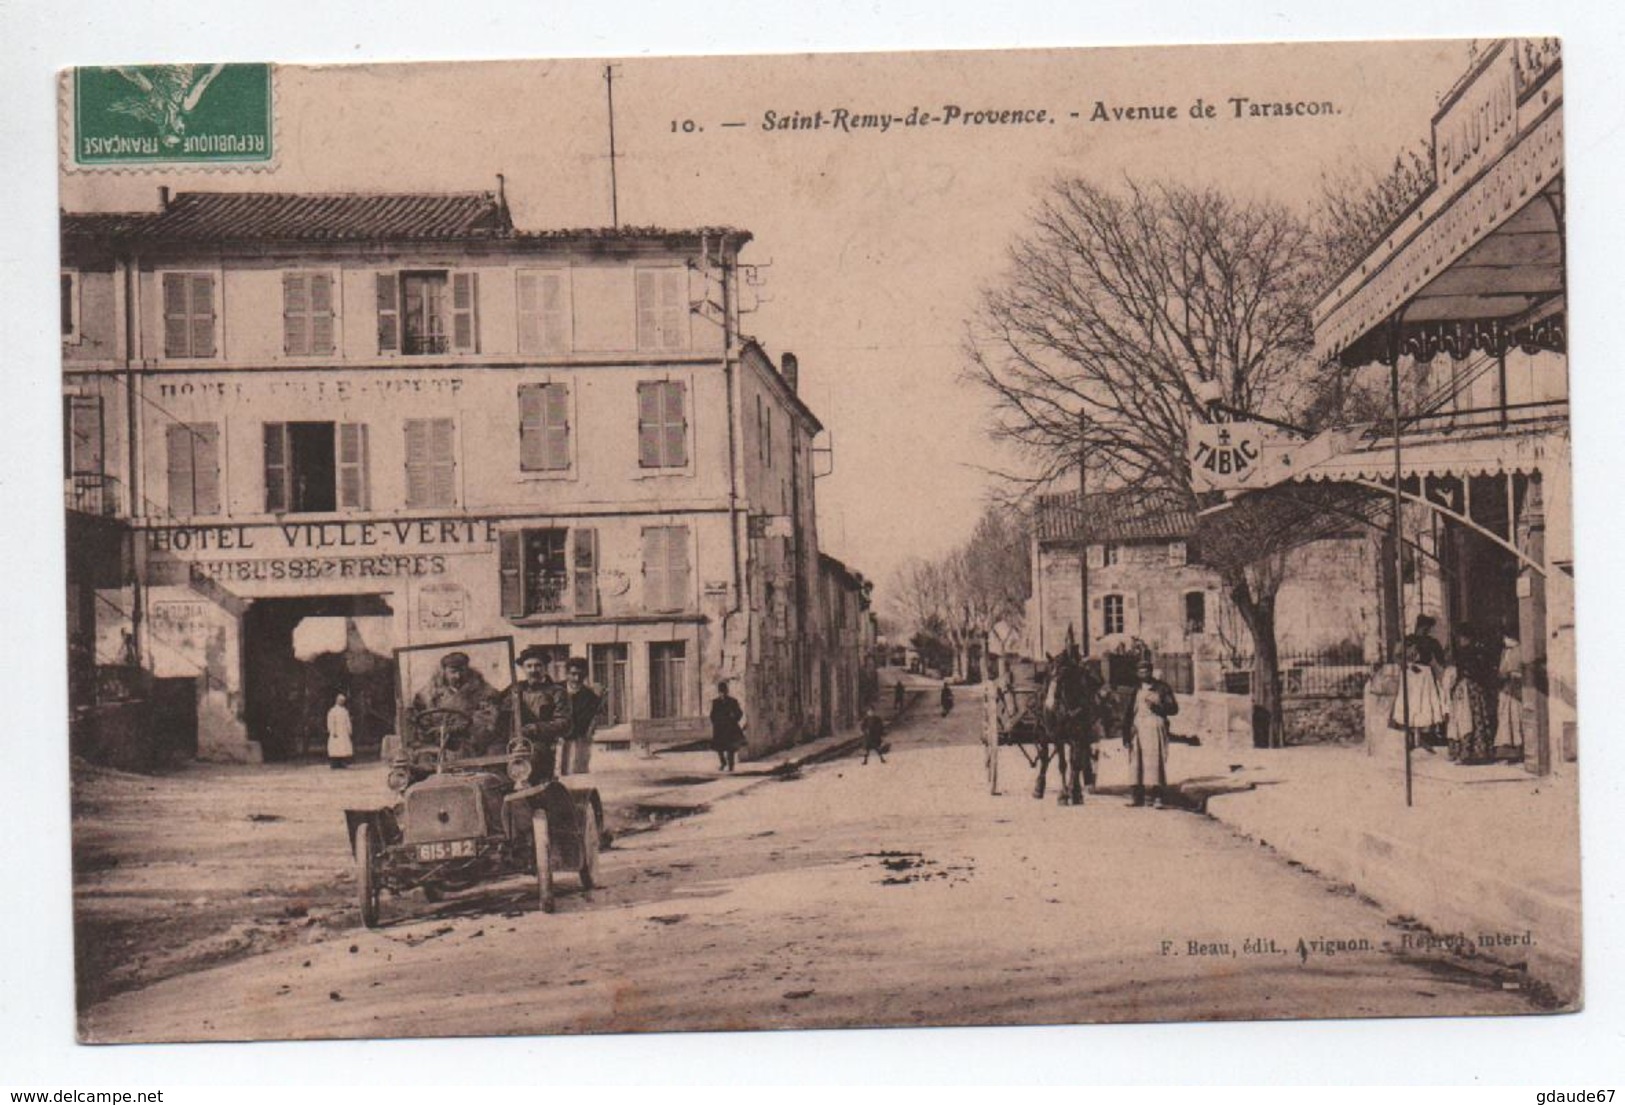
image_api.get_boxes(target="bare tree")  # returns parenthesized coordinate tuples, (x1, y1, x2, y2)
(1314, 141, 1435, 287)
(965, 178, 1321, 745)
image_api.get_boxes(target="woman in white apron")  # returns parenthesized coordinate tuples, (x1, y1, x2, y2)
(326, 691, 355, 769)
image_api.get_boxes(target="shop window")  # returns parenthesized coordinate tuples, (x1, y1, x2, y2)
(265, 421, 370, 513)
(60, 271, 80, 341)
(166, 422, 221, 516)
(162, 272, 217, 358)
(637, 380, 688, 469)
(498, 526, 599, 617)
(516, 269, 571, 353)
(635, 267, 689, 351)
(283, 272, 337, 355)
(403, 418, 456, 508)
(649, 641, 688, 719)
(377, 270, 478, 355)
(1184, 591, 1206, 635)
(1102, 593, 1126, 636)
(519, 383, 571, 472)
(641, 525, 692, 612)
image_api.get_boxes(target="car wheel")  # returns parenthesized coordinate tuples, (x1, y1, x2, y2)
(532, 811, 555, 914)
(578, 804, 602, 890)
(356, 821, 380, 929)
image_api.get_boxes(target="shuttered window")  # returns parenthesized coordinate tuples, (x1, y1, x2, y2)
(379, 271, 477, 354)
(518, 383, 571, 472)
(516, 270, 570, 353)
(573, 527, 599, 615)
(635, 268, 688, 351)
(404, 418, 457, 508)
(1102, 594, 1126, 637)
(498, 526, 599, 618)
(263, 422, 290, 513)
(337, 423, 370, 509)
(636, 380, 688, 469)
(283, 272, 337, 355)
(167, 423, 220, 516)
(66, 396, 104, 476)
(642, 525, 691, 613)
(162, 272, 216, 358)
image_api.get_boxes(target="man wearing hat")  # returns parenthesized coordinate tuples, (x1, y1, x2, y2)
(1125, 657, 1179, 809)
(557, 656, 602, 776)
(498, 646, 572, 780)
(409, 650, 501, 753)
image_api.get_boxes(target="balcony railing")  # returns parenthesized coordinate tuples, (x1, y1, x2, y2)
(65, 472, 121, 516)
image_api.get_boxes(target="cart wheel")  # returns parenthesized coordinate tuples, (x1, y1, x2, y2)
(532, 810, 556, 913)
(578, 804, 602, 890)
(356, 822, 380, 929)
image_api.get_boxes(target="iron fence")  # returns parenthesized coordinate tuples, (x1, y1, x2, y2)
(1221, 646, 1372, 699)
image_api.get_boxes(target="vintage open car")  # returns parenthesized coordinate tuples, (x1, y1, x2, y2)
(343, 638, 605, 927)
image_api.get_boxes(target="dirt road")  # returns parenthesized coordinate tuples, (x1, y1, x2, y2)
(78, 687, 1541, 1042)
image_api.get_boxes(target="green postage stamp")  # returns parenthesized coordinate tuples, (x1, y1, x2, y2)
(70, 63, 273, 167)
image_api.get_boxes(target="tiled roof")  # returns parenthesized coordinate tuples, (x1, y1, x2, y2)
(1035, 488, 1195, 544)
(66, 191, 511, 243)
(61, 192, 752, 248)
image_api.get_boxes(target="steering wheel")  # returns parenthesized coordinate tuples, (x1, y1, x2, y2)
(413, 707, 473, 751)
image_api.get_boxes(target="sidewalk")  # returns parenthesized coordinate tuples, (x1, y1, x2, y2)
(1154, 735, 1582, 999)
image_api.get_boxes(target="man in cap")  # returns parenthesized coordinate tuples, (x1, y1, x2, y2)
(557, 656, 602, 776)
(1125, 658, 1179, 809)
(498, 645, 572, 780)
(409, 650, 501, 754)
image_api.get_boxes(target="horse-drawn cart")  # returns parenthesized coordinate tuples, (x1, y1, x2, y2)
(982, 657, 1047, 795)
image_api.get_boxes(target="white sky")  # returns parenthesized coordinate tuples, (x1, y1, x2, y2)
(61, 42, 1470, 593)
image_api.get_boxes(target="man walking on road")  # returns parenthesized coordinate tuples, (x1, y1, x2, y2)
(1126, 659, 1178, 809)
(861, 706, 888, 764)
(940, 681, 954, 718)
(893, 679, 905, 715)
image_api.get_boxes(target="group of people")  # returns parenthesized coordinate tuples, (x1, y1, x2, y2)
(369, 646, 603, 781)
(1392, 614, 1525, 765)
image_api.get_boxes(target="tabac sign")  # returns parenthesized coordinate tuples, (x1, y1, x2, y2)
(1189, 421, 1270, 491)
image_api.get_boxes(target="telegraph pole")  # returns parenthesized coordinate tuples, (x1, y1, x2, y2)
(605, 65, 620, 228)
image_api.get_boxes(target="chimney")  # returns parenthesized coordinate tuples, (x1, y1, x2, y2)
(494, 173, 511, 225)
(781, 352, 799, 393)
(157, 186, 170, 210)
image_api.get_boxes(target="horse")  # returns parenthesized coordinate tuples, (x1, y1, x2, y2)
(1033, 650, 1103, 805)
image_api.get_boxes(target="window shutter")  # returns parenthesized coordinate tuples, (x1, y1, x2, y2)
(163, 273, 189, 357)
(451, 272, 479, 353)
(376, 273, 400, 353)
(540, 271, 568, 351)
(263, 422, 289, 512)
(190, 275, 216, 357)
(637, 382, 661, 468)
(642, 527, 668, 611)
(69, 398, 104, 475)
(1086, 544, 1105, 570)
(499, 530, 524, 617)
(668, 525, 691, 610)
(192, 424, 221, 515)
(659, 268, 687, 349)
(431, 418, 457, 506)
(573, 527, 599, 615)
(516, 272, 541, 353)
(518, 384, 545, 471)
(403, 419, 429, 507)
(1124, 592, 1141, 635)
(338, 423, 369, 509)
(635, 270, 659, 349)
(310, 274, 335, 354)
(1168, 540, 1187, 567)
(663, 380, 688, 467)
(167, 425, 195, 515)
(283, 273, 308, 354)
(544, 383, 570, 471)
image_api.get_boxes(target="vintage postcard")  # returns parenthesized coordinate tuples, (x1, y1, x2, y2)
(59, 39, 1577, 1043)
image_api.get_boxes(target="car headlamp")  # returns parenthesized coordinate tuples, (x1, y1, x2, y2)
(507, 755, 534, 785)
(387, 765, 412, 793)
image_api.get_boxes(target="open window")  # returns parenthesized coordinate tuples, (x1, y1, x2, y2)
(264, 421, 370, 513)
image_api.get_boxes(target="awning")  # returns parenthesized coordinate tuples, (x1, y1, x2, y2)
(1291, 428, 1565, 485)
(1315, 45, 1564, 367)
